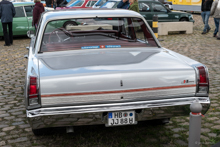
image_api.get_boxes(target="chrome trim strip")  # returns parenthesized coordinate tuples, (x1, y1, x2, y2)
(41, 85, 196, 97)
(41, 87, 196, 106)
(27, 97, 210, 118)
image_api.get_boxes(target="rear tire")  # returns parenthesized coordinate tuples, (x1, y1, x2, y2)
(32, 128, 47, 136)
(155, 118, 170, 125)
(180, 18, 188, 21)
(63, 21, 78, 29)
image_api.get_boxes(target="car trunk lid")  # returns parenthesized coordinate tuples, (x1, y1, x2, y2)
(38, 48, 196, 106)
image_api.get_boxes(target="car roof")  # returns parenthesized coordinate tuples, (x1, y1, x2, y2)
(42, 9, 143, 22)
(13, 2, 35, 7)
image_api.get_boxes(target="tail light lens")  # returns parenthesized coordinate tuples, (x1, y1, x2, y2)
(107, 18, 113, 20)
(197, 66, 209, 94)
(28, 76, 39, 105)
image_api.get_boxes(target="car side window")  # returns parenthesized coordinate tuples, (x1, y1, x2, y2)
(24, 6, 34, 17)
(86, 1, 91, 7)
(86, 1, 97, 7)
(121, 18, 133, 39)
(152, 3, 167, 12)
(90, 1, 97, 6)
(74, 0, 85, 6)
(14, 7, 25, 17)
(139, 3, 151, 12)
(132, 18, 147, 42)
(98, 0, 106, 6)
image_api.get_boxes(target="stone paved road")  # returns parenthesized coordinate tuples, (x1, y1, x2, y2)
(0, 14, 219, 147)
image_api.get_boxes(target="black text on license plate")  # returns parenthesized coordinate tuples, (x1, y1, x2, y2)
(108, 111, 135, 126)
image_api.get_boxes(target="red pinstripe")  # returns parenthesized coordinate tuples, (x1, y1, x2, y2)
(41, 84, 196, 98)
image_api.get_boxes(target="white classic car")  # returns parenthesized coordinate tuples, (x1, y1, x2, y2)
(25, 9, 210, 135)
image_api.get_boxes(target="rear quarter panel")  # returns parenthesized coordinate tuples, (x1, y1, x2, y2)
(25, 37, 41, 109)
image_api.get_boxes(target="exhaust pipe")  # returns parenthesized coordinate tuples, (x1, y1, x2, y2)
(66, 126, 74, 133)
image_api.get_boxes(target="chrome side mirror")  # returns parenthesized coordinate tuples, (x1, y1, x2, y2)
(24, 54, 28, 59)
(27, 30, 35, 38)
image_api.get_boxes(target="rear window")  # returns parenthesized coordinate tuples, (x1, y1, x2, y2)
(40, 17, 157, 52)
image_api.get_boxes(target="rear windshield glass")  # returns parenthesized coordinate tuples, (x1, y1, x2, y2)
(40, 17, 158, 52)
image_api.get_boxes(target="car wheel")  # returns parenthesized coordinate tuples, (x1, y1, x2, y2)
(155, 118, 170, 125)
(180, 18, 188, 21)
(63, 21, 78, 29)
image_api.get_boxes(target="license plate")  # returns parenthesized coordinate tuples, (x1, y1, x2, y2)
(107, 111, 136, 126)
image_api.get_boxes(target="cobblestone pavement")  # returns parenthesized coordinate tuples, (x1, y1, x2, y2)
(0, 14, 219, 147)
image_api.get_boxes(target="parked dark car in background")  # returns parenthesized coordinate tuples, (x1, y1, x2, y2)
(100, 0, 194, 27)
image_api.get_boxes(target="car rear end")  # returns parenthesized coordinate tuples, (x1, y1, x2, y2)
(25, 9, 210, 134)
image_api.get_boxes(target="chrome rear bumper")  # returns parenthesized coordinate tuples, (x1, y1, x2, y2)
(27, 97, 210, 129)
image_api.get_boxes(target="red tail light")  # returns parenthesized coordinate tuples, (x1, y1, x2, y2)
(29, 77, 37, 98)
(197, 66, 209, 94)
(107, 18, 113, 20)
(28, 76, 39, 105)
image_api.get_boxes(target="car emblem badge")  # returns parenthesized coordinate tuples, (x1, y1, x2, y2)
(182, 80, 194, 84)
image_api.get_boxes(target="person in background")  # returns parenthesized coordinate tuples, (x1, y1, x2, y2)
(57, 0, 63, 7)
(201, 0, 213, 34)
(117, 0, 130, 9)
(33, 0, 45, 31)
(53, 0, 57, 9)
(45, 0, 52, 7)
(129, 0, 139, 13)
(0, 0, 16, 46)
(210, 0, 220, 39)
